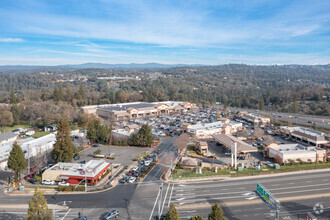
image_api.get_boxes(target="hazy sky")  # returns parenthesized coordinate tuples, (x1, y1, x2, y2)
(0, 0, 329, 65)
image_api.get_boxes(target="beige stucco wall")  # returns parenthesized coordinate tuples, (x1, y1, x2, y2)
(42, 170, 63, 181)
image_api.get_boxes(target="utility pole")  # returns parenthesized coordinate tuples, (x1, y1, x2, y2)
(27, 144, 30, 173)
(158, 183, 163, 220)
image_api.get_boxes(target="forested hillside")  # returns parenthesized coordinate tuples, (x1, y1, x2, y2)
(0, 64, 329, 120)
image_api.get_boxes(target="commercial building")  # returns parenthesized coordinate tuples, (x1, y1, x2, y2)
(0, 131, 18, 145)
(240, 112, 270, 125)
(213, 134, 258, 154)
(0, 133, 56, 169)
(196, 141, 209, 155)
(82, 101, 198, 122)
(280, 126, 329, 147)
(187, 121, 242, 139)
(42, 160, 110, 184)
(266, 143, 326, 164)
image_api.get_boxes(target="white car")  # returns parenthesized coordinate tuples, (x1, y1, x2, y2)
(144, 160, 151, 166)
(58, 181, 70, 186)
(132, 166, 139, 171)
(42, 180, 55, 185)
(128, 177, 136, 183)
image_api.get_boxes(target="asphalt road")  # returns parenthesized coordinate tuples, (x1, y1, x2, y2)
(142, 137, 178, 183)
(167, 170, 330, 220)
(1, 137, 330, 220)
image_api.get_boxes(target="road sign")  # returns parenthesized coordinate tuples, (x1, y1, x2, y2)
(264, 191, 270, 202)
(257, 183, 263, 195)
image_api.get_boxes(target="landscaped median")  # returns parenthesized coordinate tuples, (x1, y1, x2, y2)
(171, 161, 330, 180)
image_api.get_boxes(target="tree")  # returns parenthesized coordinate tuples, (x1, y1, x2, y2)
(259, 97, 265, 110)
(27, 188, 52, 220)
(8, 142, 27, 183)
(137, 124, 153, 147)
(208, 203, 226, 220)
(0, 106, 14, 132)
(52, 118, 75, 163)
(190, 216, 204, 220)
(11, 104, 22, 125)
(175, 133, 189, 154)
(165, 204, 180, 220)
(10, 89, 17, 104)
(253, 127, 263, 139)
(128, 124, 153, 147)
(87, 119, 111, 143)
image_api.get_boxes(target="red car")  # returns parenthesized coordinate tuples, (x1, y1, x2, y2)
(25, 173, 35, 180)
(157, 149, 161, 154)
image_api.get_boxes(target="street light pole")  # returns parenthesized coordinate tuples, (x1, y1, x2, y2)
(53, 201, 72, 220)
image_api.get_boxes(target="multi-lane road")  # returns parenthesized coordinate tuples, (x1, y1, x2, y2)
(1, 137, 330, 219)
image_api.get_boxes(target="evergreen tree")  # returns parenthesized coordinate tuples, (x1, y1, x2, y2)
(137, 124, 153, 147)
(52, 118, 75, 163)
(78, 84, 86, 99)
(208, 203, 226, 220)
(11, 104, 21, 125)
(8, 142, 27, 183)
(165, 204, 180, 220)
(98, 124, 111, 143)
(0, 106, 14, 132)
(259, 96, 265, 110)
(10, 89, 17, 104)
(87, 119, 100, 142)
(52, 88, 60, 102)
(27, 188, 52, 220)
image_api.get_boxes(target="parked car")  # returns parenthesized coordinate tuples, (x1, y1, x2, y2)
(28, 178, 38, 184)
(132, 166, 139, 171)
(25, 173, 35, 180)
(144, 160, 152, 167)
(119, 176, 129, 184)
(128, 177, 136, 183)
(92, 144, 102, 147)
(42, 180, 55, 185)
(74, 155, 80, 160)
(58, 181, 70, 186)
(104, 210, 119, 219)
(78, 216, 87, 220)
(47, 164, 53, 168)
(127, 170, 134, 176)
(156, 149, 161, 154)
(80, 160, 86, 164)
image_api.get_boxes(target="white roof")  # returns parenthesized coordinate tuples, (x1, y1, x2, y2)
(50, 160, 110, 178)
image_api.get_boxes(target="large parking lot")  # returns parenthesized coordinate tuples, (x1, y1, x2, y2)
(78, 145, 152, 166)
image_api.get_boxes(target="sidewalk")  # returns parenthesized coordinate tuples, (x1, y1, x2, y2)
(166, 167, 330, 184)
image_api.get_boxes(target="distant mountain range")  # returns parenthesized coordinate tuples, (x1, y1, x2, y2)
(0, 62, 202, 70)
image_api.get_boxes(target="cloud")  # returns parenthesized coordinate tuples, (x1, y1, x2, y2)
(0, 38, 24, 43)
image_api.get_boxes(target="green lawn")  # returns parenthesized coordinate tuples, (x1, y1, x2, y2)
(4, 124, 31, 132)
(172, 162, 330, 179)
(32, 131, 50, 138)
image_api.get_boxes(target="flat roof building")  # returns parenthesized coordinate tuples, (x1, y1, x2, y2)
(187, 121, 243, 139)
(280, 126, 329, 147)
(82, 101, 198, 122)
(241, 113, 270, 125)
(267, 143, 326, 165)
(42, 160, 110, 184)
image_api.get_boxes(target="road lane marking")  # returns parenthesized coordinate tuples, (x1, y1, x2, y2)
(148, 187, 161, 220)
(246, 196, 257, 200)
(168, 184, 175, 207)
(161, 183, 171, 216)
(176, 198, 185, 201)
